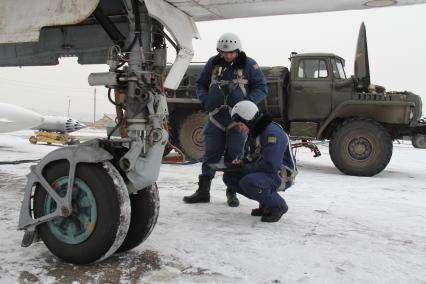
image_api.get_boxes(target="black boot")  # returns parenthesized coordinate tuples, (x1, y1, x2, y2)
(261, 203, 288, 223)
(183, 175, 211, 203)
(226, 189, 239, 207)
(251, 204, 265, 216)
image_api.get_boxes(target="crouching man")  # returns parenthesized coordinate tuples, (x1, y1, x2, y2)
(223, 101, 297, 222)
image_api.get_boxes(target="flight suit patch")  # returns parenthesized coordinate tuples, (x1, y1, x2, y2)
(267, 136, 277, 143)
(253, 63, 259, 69)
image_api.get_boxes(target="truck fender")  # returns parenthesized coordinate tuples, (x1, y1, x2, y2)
(317, 100, 415, 138)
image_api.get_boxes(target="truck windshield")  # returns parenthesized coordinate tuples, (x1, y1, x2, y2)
(331, 59, 347, 79)
(297, 59, 328, 79)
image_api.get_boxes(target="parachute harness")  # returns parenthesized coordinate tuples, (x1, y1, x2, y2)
(208, 65, 248, 131)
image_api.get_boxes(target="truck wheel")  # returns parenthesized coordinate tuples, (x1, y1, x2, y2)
(33, 160, 131, 264)
(412, 134, 426, 149)
(329, 118, 393, 176)
(116, 184, 159, 253)
(178, 112, 208, 161)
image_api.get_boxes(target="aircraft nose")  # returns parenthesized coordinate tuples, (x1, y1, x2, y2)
(74, 121, 86, 131)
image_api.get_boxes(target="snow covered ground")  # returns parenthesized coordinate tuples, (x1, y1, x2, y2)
(0, 131, 425, 283)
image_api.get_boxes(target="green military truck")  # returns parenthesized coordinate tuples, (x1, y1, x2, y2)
(165, 24, 426, 176)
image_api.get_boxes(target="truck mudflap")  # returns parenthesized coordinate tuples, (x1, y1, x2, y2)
(291, 140, 321, 157)
(411, 118, 426, 148)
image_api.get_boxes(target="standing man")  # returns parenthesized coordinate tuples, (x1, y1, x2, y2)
(183, 33, 267, 207)
(225, 100, 297, 222)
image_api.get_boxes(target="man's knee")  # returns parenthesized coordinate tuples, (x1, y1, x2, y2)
(239, 174, 259, 189)
(223, 174, 234, 187)
(223, 172, 242, 187)
(239, 174, 261, 198)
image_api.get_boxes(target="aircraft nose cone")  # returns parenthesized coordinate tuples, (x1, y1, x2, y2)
(74, 121, 86, 131)
(66, 118, 86, 132)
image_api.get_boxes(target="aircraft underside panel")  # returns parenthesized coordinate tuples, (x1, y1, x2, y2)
(0, 23, 128, 66)
(0, 0, 100, 44)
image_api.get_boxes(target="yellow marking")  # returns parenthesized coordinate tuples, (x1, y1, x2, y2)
(87, 223, 95, 232)
(267, 136, 277, 143)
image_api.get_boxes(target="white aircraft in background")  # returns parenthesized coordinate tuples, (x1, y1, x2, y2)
(0, 0, 425, 265)
(0, 103, 86, 133)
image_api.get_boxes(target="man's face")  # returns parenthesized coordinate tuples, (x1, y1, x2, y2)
(221, 51, 238, 63)
(237, 122, 249, 135)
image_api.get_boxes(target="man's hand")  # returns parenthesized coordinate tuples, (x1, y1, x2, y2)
(232, 159, 244, 169)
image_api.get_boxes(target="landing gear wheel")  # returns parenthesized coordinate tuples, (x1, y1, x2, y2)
(329, 118, 393, 176)
(29, 136, 37, 144)
(33, 160, 130, 264)
(412, 134, 426, 149)
(116, 184, 159, 253)
(67, 139, 80, 146)
(178, 112, 208, 161)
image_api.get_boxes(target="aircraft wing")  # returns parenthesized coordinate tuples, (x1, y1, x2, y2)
(1, 0, 425, 45)
(167, 0, 426, 21)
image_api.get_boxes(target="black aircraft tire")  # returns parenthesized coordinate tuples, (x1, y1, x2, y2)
(33, 161, 131, 264)
(116, 184, 160, 253)
(412, 134, 426, 149)
(329, 118, 393, 176)
(178, 112, 208, 161)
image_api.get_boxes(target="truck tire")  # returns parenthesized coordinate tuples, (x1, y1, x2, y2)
(33, 161, 131, 264)
(178, 112, 208, 161)
(412, 134, 426, 149)
(329, 118, 393, 176)
(116, 184, 159, 253)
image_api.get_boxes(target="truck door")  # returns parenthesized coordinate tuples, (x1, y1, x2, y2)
(288, 58, 332, 121)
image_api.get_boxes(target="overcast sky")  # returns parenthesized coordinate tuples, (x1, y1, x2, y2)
(0, 4, 425, 121)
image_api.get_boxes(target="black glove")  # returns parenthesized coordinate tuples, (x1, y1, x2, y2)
(231, 160, 245, 171)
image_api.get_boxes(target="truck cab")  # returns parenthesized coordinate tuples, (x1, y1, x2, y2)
(287, 53, 350, 137)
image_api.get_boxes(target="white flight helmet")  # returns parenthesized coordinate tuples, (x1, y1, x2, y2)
(216, 33, 242, 52)
(231, 100, 259, 124)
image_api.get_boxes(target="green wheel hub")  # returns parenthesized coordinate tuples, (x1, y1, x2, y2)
(44, 176, 97, 244)
(348, 137, 372, 160)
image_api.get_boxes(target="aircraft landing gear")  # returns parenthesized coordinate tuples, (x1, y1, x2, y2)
(18, 0, 197, 264)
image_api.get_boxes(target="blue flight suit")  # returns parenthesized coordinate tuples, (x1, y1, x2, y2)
(196, 52, 267, 180)
(223, 118, 297, 211)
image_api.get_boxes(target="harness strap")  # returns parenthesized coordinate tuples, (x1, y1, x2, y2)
(233, 69, 248, 97)
(210, 66, 222, 87)
(208, 105, 238, 132)
(207, 66, 248, 131)
(210, 66, 248, 98)
(277, 165, 298, 191)
(277, 131, 298, 191)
